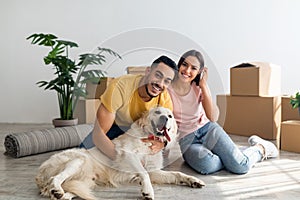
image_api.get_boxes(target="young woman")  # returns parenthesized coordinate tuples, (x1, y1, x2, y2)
(168, 50, 279, 174)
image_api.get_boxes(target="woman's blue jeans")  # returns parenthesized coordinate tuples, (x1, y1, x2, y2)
(179, 122, 263, 175)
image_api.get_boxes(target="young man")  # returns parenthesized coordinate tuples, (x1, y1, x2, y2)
(80, 55, 178, 160)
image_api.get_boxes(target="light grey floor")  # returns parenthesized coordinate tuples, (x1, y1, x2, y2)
(0, 123, 300, 200)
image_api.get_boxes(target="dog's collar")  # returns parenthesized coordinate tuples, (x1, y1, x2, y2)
(142, 125, 169, 147)
(148, 134, 168, 147)
(148, 134, 161, 141)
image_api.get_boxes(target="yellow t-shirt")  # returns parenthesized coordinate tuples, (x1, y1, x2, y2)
(100, 74, 173, 126)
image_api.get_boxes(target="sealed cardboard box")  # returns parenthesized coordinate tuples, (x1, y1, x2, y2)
(127, 66, 148, 75)
(281, 95, 300, 121)
(281, 120, 300, 153)
(86, 77, 114, 99)
(74, 99, 101, 124)
(230, 62, 281, 96)
(217, 95, 281, 140)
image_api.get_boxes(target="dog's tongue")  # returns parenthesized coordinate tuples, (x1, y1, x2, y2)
(163, 127, 171, 142)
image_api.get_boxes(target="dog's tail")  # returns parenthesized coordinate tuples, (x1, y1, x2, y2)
(62, 180, 96, 200)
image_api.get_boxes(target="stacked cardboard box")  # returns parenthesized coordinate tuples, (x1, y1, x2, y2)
(74, 78, 113, 124)
(280, 95, 300, 153)
(281, 95, 300, 121)
(281, 120, 300, 153)
(126, 66, 148, 75)
(230, 62, 281, 96)
(74, 98, 101, 124)
(85, 78, 114, 99)
(217, 62, 282, 142)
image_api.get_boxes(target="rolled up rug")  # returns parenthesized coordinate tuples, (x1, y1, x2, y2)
(4, 124, 93, 158)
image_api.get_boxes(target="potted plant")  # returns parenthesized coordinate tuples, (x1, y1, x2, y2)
(27, 33, 121, 127)
(290, 91, 300, 116)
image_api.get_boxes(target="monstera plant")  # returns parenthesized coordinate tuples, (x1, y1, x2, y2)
(290, 91, 300, 115)
(27, 33, 121, 126)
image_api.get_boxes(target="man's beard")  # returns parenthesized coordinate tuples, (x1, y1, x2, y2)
(145, 84, 157, 99)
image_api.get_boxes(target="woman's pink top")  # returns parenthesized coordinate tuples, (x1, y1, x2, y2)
(168, 82, 210, 140)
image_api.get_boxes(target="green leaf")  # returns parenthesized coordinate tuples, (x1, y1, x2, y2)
(78, 53, 106, 66)
(80, 69, 107, 80)
(48, 43, 65, 58)
(56, 40, 78, 48)
(290, 91, 300, 109)
(97, 47, 122, 59)
(36, 80, 48, 88)
(26, 33, 57, 47)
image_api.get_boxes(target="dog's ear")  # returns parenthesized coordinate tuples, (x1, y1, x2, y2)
(172, 120, 178, 137)
(169, 112, 178, 140)
(171, 118, 178, 137)
(164, 117, 178, 149)
(136, 110, 149, 127)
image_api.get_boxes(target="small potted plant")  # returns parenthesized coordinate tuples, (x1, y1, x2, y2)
(290, 91, 300, 116)
(27, 33, 121, 127)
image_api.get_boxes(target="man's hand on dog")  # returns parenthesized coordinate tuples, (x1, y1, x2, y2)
(141, 138, 165, 154)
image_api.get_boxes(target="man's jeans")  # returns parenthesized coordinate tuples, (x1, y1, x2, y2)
(179, 122, 263, 174)
(79, 124, 129, 149)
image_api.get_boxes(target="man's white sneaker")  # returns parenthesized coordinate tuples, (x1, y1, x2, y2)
(248, 135, 279, 160)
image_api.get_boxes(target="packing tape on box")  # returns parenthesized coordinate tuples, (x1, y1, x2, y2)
(4, 124, 93, 158)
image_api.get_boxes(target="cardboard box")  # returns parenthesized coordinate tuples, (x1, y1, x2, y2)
(281, 95, 300, 121)
(74, 99, 101, 124)
(86, 77, 114, 99)
(230, 62, 281, 96)
(217, 95, 281, 140)
(281, 120, 300, 153)
(127, 66, 148, 75)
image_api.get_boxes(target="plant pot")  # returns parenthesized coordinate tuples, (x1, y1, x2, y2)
(52, 118, 78, 128)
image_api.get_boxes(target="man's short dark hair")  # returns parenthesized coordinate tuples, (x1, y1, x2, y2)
(151, 55, 178, 71)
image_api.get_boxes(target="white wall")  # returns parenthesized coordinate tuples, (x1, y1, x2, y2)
(1, 0, 299, 123)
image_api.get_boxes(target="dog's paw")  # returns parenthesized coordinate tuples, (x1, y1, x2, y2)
(186, 177, 205, 188)
(50, 188, 64, 199)
(141, 183, 154, 200)
(48, 177, 66, 199)
(191, 179, 205, 188)
(141, 192, 154, 200)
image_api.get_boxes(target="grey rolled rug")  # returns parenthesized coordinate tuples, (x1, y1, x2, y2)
(4, 124, 93, 158)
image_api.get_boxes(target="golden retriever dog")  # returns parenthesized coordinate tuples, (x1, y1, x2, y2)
(35, 107, 205, 200)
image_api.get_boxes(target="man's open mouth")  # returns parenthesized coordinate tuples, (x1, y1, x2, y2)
(151, 83, 163, 92)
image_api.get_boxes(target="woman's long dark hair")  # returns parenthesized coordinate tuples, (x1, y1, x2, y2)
(177, 50, 205, 86)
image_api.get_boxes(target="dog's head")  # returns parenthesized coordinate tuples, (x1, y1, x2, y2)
(136, 107, 178, 146)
